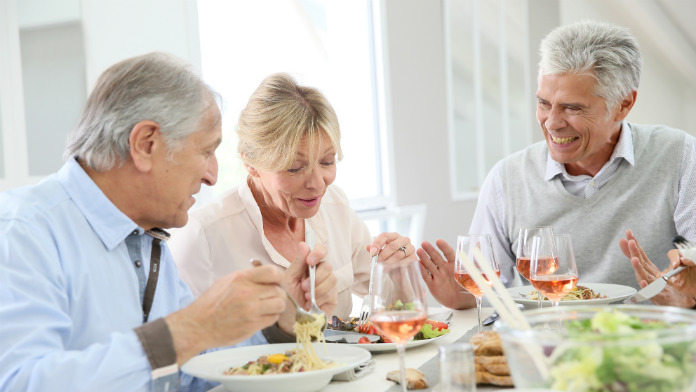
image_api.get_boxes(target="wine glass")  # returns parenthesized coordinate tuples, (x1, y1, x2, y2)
(370, 259, 428, 392)
(529, 233, 578, 308)
(454, 234, 500, 332)
(516, 226, 555, 308)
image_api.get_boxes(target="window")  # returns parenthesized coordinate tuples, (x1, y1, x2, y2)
(197, 0, 387, 210)
(444, 0, 534, 199)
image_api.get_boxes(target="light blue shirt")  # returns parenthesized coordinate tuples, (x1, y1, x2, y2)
(0, 158, 266, 392)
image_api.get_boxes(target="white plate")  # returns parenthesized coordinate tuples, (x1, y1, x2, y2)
(508, 283, 637, 309)
(355, 332, 449, 352)
(333, 310, 454, 352)
(181, 343, 371, 392)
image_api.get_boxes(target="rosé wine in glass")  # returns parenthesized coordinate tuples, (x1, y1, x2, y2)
(370, 259, 428, 392)
(530, 234, 578, 308)
(454, 234, 499, 332)
(454, 270, 501, 297)
(516, 256, 558, 281)
(370, 311, 427, 343)
(516, 226, 555, 308)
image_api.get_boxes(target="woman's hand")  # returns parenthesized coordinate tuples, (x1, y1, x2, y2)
(280, 242, 337, 333)
(365, 232, 415, 263)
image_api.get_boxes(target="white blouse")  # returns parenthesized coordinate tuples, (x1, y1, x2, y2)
(169, 180, 373, 319)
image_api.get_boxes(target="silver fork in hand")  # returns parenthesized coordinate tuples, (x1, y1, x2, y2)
(308, 263, 327, 332)
(250, 258, 318, 326)
(674, 235, 696, 251)
(357, 253, 379, 331)
(674, 235, 696, 262)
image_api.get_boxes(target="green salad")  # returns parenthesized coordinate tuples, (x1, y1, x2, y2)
(548, 309, 696, 391)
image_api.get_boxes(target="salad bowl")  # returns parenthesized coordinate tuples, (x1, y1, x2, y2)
(495, 305, 696, 392)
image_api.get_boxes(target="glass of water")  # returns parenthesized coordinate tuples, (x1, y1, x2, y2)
(437, 343, 476, 392)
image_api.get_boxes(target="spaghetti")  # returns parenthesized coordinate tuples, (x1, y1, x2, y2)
(224, 313, 333, 375)
(529, 285, 606, 301)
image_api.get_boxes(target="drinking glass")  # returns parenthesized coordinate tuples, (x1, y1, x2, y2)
(370, 259, 428, 392)
(516, 226, 555, 308)
(529, 233, 578, 308)
(454, 234, 500, 332)
(437, 343, 476, 392)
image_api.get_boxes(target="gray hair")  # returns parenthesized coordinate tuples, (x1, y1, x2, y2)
(65, 52, 221, 171)
(237, 72, 342, 172)
(539, 20, 641, 112)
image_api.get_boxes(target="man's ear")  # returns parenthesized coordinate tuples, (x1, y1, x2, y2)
(614, 90, 637, 122)
(129, 120, 161, 172)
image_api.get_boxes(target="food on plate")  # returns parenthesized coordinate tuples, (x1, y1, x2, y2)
(469, 331, 514, 387)
(386, 368, 429, 389)
(548, 309, 696, 391)
(329, 315, 450, 344)
(528, 284, 606, 301)
(225, 313, 333, 375)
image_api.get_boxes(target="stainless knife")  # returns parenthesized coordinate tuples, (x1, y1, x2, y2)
(623, 265, 687, 304)
(323, 329, 381, 343)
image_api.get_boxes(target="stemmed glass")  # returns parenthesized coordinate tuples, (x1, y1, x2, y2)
(370, 259, 428, 392)
(516, 226, 555, 308)
(529, 233, 578, 308)
(454, 234, 500, 332)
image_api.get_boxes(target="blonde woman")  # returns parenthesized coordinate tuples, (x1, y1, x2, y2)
(170, 73, 414, 318)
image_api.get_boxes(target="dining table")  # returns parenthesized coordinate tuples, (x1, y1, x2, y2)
(207, 306, 510, 392)
(322, 306, 505, 392)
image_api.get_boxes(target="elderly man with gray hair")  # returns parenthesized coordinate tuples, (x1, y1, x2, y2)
(0, 52, 336, 391)
(418, 20, 696, 309)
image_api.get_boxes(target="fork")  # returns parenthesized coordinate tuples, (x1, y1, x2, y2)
(357, 253, 379, 331)
(249, 258, 319, 326)
(308, 263, 327, 332)
(674, 235, 696, 261)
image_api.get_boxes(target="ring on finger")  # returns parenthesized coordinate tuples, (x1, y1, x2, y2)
(398, 245, 407, 255)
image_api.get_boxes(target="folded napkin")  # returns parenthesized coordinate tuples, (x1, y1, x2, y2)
(332, 359, 376, 381)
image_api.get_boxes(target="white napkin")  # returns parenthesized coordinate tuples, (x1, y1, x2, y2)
(332, 359, 376, 381)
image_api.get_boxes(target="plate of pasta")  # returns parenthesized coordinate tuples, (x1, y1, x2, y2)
(507, 283, 636, 309)
(181, 342, 371, 392)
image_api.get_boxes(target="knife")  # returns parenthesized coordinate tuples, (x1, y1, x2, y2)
(623, 265, 687, 304)
(323, 329, 381, 343)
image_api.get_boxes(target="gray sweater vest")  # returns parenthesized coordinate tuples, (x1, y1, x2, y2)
(501, 123, 684, 289)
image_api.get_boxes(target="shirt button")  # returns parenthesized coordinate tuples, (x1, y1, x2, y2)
(589, 180, 595, 187)
(135, 260, 142, 268)
(131, 230, 138, 236)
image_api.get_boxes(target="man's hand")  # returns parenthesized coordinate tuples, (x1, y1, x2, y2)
(668, 247, 696, 298)
(166, 265, 287, 365)
(417, 239, 476, 310)
(619, 229, 696, 307)
(278, 242, 337, 334)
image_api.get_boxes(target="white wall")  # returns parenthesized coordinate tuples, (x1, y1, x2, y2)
(381, 0, 478, 248)
(81, 0, 201, 89)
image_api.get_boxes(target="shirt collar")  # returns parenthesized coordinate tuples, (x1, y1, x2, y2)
(57, 158, 141, 250)
(544, 121, 635, 180)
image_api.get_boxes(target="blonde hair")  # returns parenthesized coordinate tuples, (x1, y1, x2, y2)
(237, 73, 342, 171)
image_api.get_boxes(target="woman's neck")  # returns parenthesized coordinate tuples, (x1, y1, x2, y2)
(248, 176, 303, 236)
